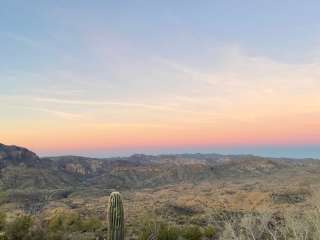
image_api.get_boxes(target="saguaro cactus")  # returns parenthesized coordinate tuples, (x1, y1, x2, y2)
(108, 192, 124, 240)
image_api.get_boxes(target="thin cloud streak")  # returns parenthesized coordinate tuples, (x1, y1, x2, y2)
(34, 97, 179, 111)
(21, 107, 83, 120)
(33, 97, 224, 117)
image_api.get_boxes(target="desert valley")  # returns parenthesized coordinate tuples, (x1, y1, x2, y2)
(1, 143, 320, 239)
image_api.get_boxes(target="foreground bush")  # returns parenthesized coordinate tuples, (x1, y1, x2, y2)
(6, 201, 320, 239)
(0, 213, 105, 240)
(203, 225, 216, 239)
(5, 216, 33, 240)
(138, 221, 204, 240)
(181, 225, 203, 240)
(47, 213, 105, 239)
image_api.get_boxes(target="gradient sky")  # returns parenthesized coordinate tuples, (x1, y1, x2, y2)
(1, 1, 320, 158)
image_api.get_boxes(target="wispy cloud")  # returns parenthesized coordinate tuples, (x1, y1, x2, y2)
(30, 89, 84, 96)
(156, 57, 215, 85)
(158, 47, 320, 100)
(24, 107, 83, 120)
(34, 97, 179, 111)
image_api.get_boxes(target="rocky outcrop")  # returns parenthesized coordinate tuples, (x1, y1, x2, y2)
(63, 163, 88, 175)
(0, 143, 40, 168)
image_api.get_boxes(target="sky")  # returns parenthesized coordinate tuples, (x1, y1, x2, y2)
(1, 1, 320, 158)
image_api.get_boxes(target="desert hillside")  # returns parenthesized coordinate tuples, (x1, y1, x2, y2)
(0, 143, 320, 239)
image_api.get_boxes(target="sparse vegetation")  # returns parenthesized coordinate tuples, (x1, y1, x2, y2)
(3, 144, 320, 239)
(5, 215, 33, 240)
(3, 191, 320, 239)
(0, 213, 106, 240)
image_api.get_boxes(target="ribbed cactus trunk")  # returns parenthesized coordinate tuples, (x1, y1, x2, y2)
(108, 192, 125, 240)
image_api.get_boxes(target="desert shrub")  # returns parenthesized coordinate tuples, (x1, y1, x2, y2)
(158, 224, 180, 240)
(48, 212, 104, 235)
(203, 225, 216, 239)
(59, 213, 82, 232)
(0, 213, 6, 231)
(239, 214, 269, 239)
(180, 225, 202, 240)
(5, 215, 33, 240)
(0, 192, 8, 206)
(27, 228, 47, 240)
(138, 220, 180, 240)
(215, 213, 285, 240)
(220, 222, 238, 240)
(138, 220, 160, 240)
(280, 211, 319, 240)
(81, 217, 103, 232)
(46, 231, 65, 240)
(0, 233, 7, 240)
(48, 213, 80, 233)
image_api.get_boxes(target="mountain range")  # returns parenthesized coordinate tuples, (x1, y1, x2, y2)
(0, 143, 317, 192)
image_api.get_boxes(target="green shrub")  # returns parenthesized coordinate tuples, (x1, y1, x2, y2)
(180, 225, 202, 240)
(28, 228, 47, 240)
(48, 214, 64, 233)
(48, 212, 103, 234)
(62, 213, 83, 232)
(139, 221, 180, 240)
(203, 225, 216, 239)
(46, 231, 64, 240)
(158, 223, 179, 240)
(0, 232, 7, 240)
(81, 217, 103, 232)
(138, 221, 158, 240)
(0, 213, 6, 231)
(5, 215, 32, 240)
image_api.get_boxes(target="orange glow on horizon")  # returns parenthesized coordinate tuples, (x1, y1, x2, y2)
(3, 108, 320, 155)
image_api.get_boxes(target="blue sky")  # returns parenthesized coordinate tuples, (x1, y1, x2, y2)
(1, 1, 320, 158)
